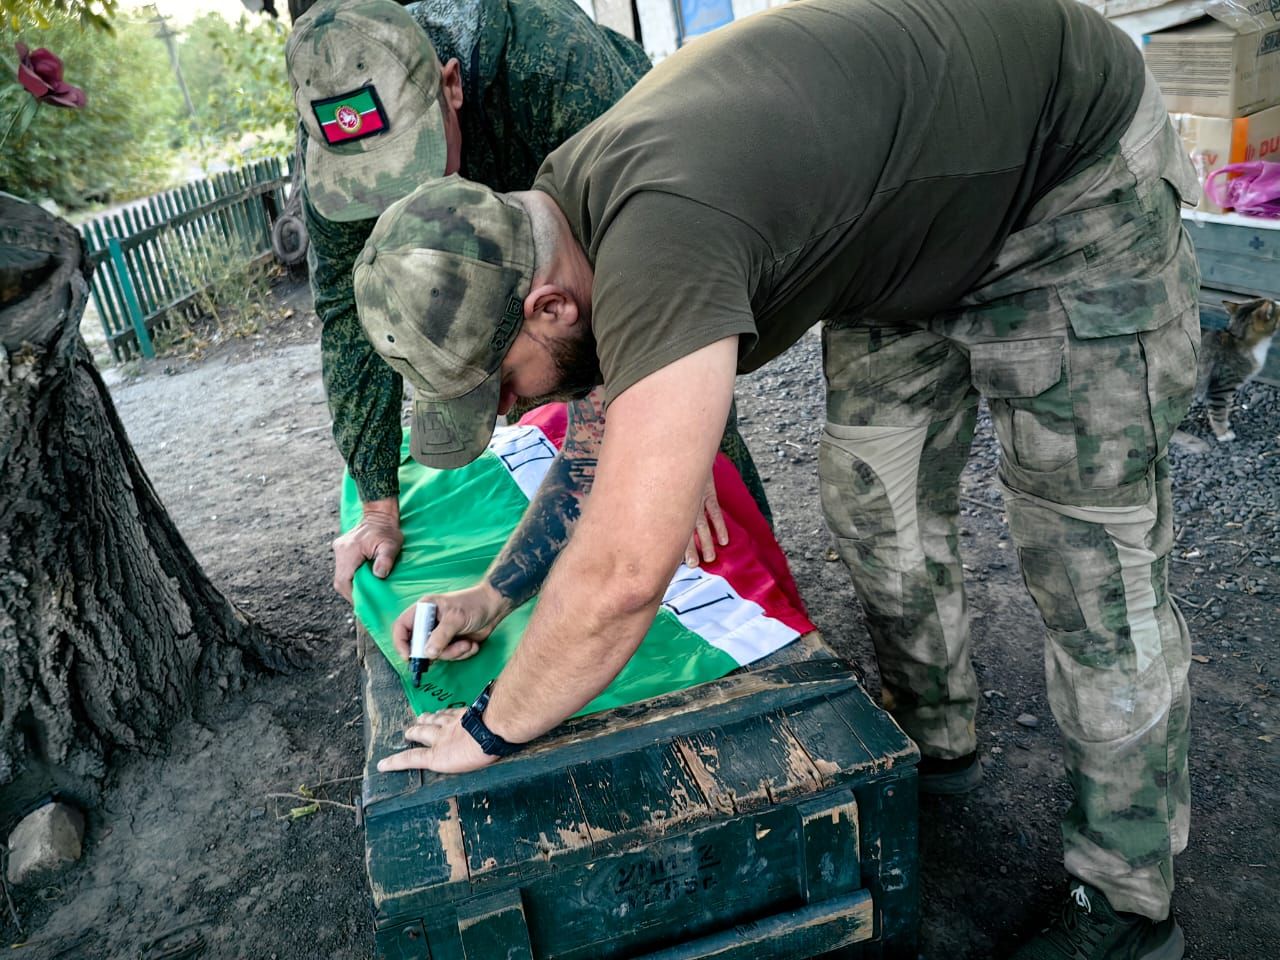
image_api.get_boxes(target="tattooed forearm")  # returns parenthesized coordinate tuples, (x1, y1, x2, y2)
(485, 455, 592, 605)
(485, 389, 608, 607)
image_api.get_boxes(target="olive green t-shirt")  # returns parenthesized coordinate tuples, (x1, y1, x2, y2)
(532, 0, 1145, 403)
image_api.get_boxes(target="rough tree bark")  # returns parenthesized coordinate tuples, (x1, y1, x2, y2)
(0, 196, 296, 818)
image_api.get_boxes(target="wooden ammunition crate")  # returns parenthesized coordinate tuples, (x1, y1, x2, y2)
(358, 630, 919, 960)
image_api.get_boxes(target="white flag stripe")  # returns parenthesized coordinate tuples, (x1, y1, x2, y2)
(661, 563, 799, 665)
(487, 423, 798, 666)
(488, 425, 559, 500)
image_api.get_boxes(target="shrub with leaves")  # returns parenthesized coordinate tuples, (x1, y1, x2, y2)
(0, 13, 180, 208)
(0, 0, 118, 32)
(152, 226, 276, 358)
(179, 12, 293, 163)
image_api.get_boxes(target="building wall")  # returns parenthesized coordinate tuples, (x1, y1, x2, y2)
(633, 0, 788, 61)
(635, 0, 681, 59)
(594, 0, 638, 37)
(730, 0, 774, 20)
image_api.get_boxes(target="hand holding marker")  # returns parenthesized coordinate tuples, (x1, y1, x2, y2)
(410, 601, 436, 688)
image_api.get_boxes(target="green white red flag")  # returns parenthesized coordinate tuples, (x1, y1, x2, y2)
(342, 403, 815, 716)
(314, 86, 386, 144)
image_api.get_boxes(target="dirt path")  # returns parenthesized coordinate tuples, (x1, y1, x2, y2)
(4, 278, 1277, 958)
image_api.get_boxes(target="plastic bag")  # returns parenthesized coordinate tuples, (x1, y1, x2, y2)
(1204, 162, 1280, 218)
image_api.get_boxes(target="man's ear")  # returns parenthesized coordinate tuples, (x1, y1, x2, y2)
(441, 58, 464, 111)
(523, 283, 580, 333)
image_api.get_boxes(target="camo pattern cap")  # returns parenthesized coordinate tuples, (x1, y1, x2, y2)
(307, 0, 651, 501)
(353, 176, 535, 468)
(287, 0, 447, 222)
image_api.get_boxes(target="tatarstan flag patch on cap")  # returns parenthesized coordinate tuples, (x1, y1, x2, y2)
(312, 85, 389, 145)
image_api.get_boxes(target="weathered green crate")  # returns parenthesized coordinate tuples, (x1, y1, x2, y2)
(359, 631, 919, 960)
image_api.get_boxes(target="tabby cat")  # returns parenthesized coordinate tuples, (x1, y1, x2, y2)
(1196, 298, 1280, 442)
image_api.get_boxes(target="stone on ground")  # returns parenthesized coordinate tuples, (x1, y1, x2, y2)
(1170, 429, 1211, 455)
(6, 802, 85, 886)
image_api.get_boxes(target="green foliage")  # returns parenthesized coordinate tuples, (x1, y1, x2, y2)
(0, 0, 118, 33)
(0, 91, 37, 146)
(0, 13, 181, 208)
(178, 12, 292, 162)
(0, 6, 292, 208)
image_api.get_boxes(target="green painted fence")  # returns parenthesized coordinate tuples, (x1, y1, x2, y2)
(79, 156, 295, 363)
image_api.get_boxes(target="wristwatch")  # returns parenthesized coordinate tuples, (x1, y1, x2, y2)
(460, 680, 523, 758)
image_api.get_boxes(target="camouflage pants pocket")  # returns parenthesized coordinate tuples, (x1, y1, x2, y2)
(1140, 302, 1201, 454)
(1057, 306, 1199, 501)
(1015, 517, 1160, 744)
(967, 336, 1073, 478)
(967, 294, 1199, 510)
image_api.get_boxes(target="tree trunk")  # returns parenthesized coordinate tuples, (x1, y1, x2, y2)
(0, 196, 295, 818)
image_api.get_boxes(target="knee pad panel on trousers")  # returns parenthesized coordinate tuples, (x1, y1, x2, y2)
(1044, 627, 1168, 744)
(818, 431, 910, 621)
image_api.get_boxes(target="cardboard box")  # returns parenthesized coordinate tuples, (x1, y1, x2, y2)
(1172, 102, 1280, 210)
(1143, 11, 1280, 118)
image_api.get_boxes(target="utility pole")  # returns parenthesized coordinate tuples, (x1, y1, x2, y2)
(143, 3, 209, 160)
(145, 4, 197, 123)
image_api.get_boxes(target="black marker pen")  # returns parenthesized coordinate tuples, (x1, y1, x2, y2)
(410, 601, 436, 689)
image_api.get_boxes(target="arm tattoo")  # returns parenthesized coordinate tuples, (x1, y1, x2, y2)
(485, 390, 607, 607)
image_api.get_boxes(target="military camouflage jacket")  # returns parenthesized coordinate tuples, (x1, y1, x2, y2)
(306, 0, 650, 502)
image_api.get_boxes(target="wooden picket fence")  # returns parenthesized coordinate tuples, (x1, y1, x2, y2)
(80, 156, 295, 363)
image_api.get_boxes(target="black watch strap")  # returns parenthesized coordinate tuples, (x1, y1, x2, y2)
(460, 680, 522, 758)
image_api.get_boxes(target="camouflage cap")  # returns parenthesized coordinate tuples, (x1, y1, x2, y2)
(353, 176, 536, 469)
(286, 0, 447, 223)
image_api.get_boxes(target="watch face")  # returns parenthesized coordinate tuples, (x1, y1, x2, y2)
(460, 709, 494, 752)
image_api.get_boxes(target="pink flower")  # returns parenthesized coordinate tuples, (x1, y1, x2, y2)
(15, 42, 86, 109)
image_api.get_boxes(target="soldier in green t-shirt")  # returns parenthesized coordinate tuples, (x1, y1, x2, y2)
(287, 0, 771, 601)
(352, 1, 1202, 956)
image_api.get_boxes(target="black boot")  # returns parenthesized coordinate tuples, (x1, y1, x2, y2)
(1010, 882, 1184, 960)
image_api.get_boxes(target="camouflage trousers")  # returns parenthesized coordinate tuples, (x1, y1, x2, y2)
(819, 75, 1198, 920)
